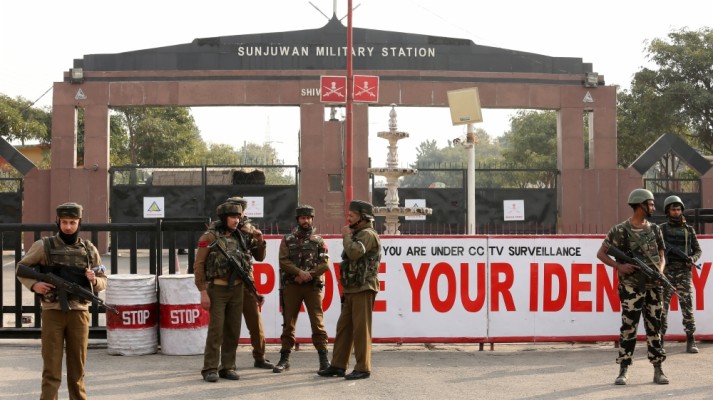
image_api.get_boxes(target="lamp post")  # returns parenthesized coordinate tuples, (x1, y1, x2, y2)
(446, 87, 482, 235)
(466, 124, 476, 234)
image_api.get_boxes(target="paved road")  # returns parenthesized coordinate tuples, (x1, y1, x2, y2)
(0, 340, 710, 400)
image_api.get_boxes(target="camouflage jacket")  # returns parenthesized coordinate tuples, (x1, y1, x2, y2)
(278, 227, 329, 286)
(603, 219, 664, 289)
(340, 221, 381, 293)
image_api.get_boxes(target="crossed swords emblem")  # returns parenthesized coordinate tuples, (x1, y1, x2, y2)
(323, 82, 345, 98)
(354, 82, 376, 98)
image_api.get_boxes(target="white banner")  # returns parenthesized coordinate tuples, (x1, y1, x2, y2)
(240, 235, 713, 343)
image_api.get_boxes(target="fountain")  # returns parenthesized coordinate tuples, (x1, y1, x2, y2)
(369, 105, 433, 234)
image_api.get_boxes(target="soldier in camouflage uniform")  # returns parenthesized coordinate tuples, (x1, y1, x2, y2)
(16, 202, 107, 400)
(659, 195, 701, 354)
(194, 200, 266, 382)
(273, 205, 330, 373)
(225, 196, 275, 370)
(596, 189, 668, 385)
(319, 200, 381, 381)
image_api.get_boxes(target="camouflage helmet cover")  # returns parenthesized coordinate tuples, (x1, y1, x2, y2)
(627, 188, 654, 205)
(349, 200, 374, 219)
(295, 205, 315, 218)
(56, 202, 83, 219)
(226, 196, 248, 211)
(216, 202, 243, 216)
(663, 195, 685, 212)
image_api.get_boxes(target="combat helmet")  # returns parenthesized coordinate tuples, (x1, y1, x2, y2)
(226, 196, 248, 213)
(349, 200, 374, 220)
(56, 202, 83, 219)
(295, 205, 315, 218)
(627, 188, 654, 205)
(216, 202, 242, 217)
(663, 195, 685, 212)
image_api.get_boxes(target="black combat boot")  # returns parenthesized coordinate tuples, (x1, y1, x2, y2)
(653, 363, 669, 384)
(317, 349, 330, 372)
(254, 358, 275, 369)
(686, 333, 699, 354)
(614, 366, 628, 385)
(272, 350, 291, 373)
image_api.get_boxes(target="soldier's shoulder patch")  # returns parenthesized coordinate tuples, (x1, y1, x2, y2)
(198, 240, 211, 248)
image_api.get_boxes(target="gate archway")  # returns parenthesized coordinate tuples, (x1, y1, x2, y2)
(25, 16, 619, 247)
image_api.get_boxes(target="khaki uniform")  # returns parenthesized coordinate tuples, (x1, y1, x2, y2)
(239, 229, 269, 363)
(331, 221, 381, 373)
(278, 227, 330, 351)
(16, 234, 106, 400)
(194, 223, 266, 377)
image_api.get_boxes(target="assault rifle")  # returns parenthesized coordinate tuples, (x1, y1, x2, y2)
(605, 246, 688, 305)
(16, 264, 118, 314)
(664, 241, 702, 270)
(209, 240, 264, 305)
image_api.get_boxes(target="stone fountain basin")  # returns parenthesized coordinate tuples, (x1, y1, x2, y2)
(373, 206, 433, 216)
(368, 168, 417, 175)
(377, 131, 410, 139)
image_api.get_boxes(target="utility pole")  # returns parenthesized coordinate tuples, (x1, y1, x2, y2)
(344, 0, 354, 218)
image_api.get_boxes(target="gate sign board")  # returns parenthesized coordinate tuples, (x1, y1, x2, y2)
(503, 199, 525, 221)
(244, 196, 265, 218)
(320, 75, 347, 103)
(353, 75, 379, 103)
(143, 197, 165, 218)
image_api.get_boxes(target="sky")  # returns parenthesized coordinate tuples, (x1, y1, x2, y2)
(1, 0, 712, 167)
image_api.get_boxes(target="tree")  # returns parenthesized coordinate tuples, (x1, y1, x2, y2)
(113, 107, 207, 166)
(498, 110, 558, 188)
(617, 27, 711, 189)
(235, 142, 294, 184)
(401, 127, 502, 188)
(204, 143, 239, 165)
(0, 94, 51, 145)
(642, 28, 713, 154)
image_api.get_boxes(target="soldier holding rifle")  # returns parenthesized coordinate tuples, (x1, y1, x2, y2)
(659, 195, 701, 353)
(226, 196, 275, 370)
(15, 202, 108, 400)
(193, 200, 266, 383)
(596, 189, 668, 386)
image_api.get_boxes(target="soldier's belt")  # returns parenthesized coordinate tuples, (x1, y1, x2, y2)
(212, 277, 241, 286)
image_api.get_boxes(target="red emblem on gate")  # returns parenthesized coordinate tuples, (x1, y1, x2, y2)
(320, 76, 347, 103)
(353, 75, 379, 103)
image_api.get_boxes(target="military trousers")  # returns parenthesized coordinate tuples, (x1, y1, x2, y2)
(330, 290, 376, 373)
(202, 281, 244, 376)
(616, 283, 665, 367)
(279, 283, 328, 351)
(242, 285, 268, 362)
(661, 262, 696, 336)
(41, 308, 89, 400)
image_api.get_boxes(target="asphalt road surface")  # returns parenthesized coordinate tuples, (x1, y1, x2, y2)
(1, 340, 710, 400)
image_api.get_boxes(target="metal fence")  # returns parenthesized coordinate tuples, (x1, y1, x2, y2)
(0, 219, 207, 339)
